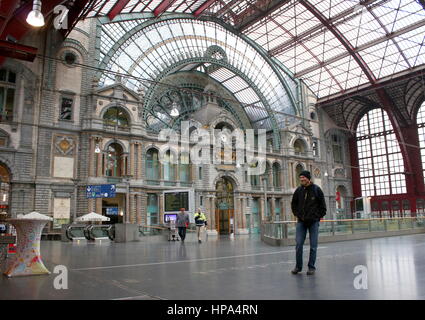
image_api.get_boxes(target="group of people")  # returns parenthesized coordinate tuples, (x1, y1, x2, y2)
(169, 207, 208, 244)
(166, 170, 327, 276)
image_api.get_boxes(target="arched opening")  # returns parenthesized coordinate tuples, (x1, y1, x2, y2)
(103, 106, 130, 128)
(356, 108, 406, 196)
(179, 152, 191, 186)
(215, 176, 235, 235)
(105, 143, 124, 177)
(146, 148, 160, 184)
(416, 101, 425, 185)
(272, 162, 281, 189)
(0, 163, 10, 216)
(293, 139, 306, 155)
(294, 163, 304, 187)
(336, 185, 349, 219)
(163, 149, 177, 186)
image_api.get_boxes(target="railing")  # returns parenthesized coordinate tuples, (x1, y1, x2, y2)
(139, 224, 197, 236)
(262, 216, 425, 244)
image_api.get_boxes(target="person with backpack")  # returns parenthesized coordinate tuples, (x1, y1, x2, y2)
(290, 170, 327, 275)
(194, 208, 207, 243)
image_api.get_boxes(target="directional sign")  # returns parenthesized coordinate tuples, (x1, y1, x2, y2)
(86, 184, 116, 199)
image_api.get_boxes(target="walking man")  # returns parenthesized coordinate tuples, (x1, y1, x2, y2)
(291, 170, 326, 275)
(194, 208, 207, 243)
(176, 208, 190, 243)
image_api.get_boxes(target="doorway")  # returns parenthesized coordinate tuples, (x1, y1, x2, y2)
(215, 176, 235, 235)
(102, 194, 125, 224)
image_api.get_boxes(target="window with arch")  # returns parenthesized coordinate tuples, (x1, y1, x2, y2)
(105, 143, 124, 177)
(272, 163, 281, 188)
(356, 108, 406, 196)
(146, 148, 159, 183)
(179, 153, 190, 184)
(103, 106, 130, 127)
(163, 150, 176, 185)
(0, 130, 8, 147)
(0, 163, 10, 214)
(295, 163, 304, 187)
(0, 69, 16, 122)
(417, 101, 425, 184)
(293, 139, 306, 155)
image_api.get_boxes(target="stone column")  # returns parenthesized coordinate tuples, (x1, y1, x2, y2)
(271, 196, 276, 222)
(158, 193, 164, 225)
(136, 193, 142, 225)
(137, 143, 142, 180)
(130, 142, 135, 177)
(95, 198, 102, 214)
(89, 136, 94, 177)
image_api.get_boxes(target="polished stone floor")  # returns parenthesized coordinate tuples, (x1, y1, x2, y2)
(1, 232, 424, 300)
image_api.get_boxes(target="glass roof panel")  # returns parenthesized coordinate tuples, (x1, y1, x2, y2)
(86, 0, 425, 100)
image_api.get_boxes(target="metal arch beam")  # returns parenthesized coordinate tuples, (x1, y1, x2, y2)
(153, 0, 179, 17)
(193, 0, 218, 17)
(107, 0, 130, 21)
(299, 0, 376, 85)
(142, 57, 282, 148)
(96, 13, 299, 114)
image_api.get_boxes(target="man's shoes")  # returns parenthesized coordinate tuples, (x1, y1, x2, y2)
(291, 268, 301, 274)
(198, 239, 202, 243)
(306, 269, 315, 275)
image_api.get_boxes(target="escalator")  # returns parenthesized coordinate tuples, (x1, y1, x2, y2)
(66, 224, 115, 241)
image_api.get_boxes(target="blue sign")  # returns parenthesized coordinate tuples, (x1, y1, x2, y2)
(86, 184, 116, 199)
(106, 207, 118, 216)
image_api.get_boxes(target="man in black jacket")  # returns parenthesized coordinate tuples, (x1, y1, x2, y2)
(290, 170, 326, 275)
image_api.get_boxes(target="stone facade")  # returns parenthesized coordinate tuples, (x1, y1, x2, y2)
(0, 18, 353, 234)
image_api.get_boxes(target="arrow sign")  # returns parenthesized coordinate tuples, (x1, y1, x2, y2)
(86, 184, 116, 199)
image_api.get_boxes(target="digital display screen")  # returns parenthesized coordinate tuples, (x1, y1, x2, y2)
(164, 214, 177, 223)
(106, 207, 118, 216)
(164, 192, 189, 212)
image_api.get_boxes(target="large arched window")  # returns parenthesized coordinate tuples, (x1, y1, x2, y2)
(105, 143, 124, 177)
(146, 148, 159, 184)
(163, 150, 176, 186)
(417, 101, 425, 184)
(272, 163, 281, 188)
(179, 153, 190, 185)
(356, 109, 406, 196)
(0, 163, 10, 215)
(103, 107, 130, 127)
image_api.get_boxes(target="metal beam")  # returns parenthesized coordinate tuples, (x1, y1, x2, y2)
(294, 18, 425, 78)
(0, 40, 37, 61)
(107, 0, 130, 21)
(299, 0, 376, 84)
(153, 0, 178, 17)
(268, 0, 382, 56)
(193, 0, 217, 17)
(237, 0, 290, 31)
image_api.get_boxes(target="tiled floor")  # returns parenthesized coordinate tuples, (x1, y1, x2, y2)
(1, 232, 424, 300)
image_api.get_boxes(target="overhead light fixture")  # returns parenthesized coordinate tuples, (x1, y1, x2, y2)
(26, 0, 45, 27)
(170, 102, 180, 117)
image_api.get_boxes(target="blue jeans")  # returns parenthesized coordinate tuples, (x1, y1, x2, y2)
(295, 220, 320, 270)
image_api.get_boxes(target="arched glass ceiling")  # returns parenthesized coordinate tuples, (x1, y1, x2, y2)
(98, 17, 299, 130)
(82, 0, 425, 101)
